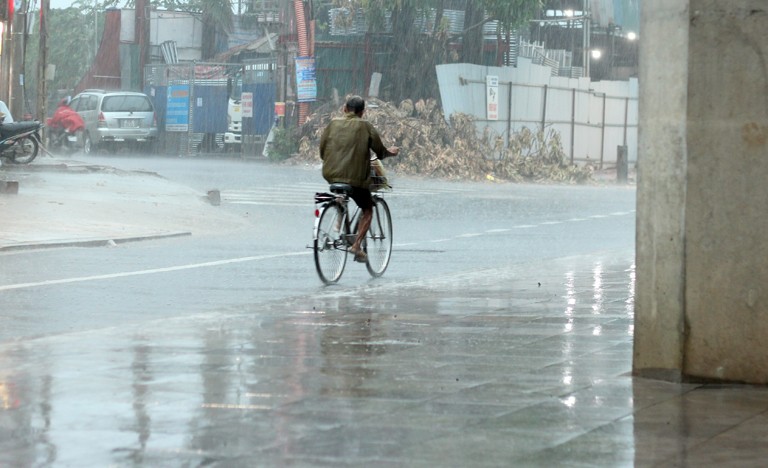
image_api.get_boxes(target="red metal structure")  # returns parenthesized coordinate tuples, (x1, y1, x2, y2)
(74, 9, 123, 93)
(294, 0, 310, 125)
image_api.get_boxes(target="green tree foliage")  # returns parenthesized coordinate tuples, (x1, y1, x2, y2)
(462, 0, 542, 64)
(322, 0, 452, 101)
(25, 0, 233, 108)
(198, 0, 234, 59)
(321, 0, 541, 102)
(24, 4, 105, 110)
(266, 126, 299, 162)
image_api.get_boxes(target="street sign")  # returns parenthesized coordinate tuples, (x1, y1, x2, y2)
(295, 56, 317, 103)
(166, 85, 190, 132)
(241, 92, 253, 118)
(486, 75, 499, 121)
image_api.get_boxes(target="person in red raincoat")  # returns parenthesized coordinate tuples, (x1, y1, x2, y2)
(47, 97, 86, 148)
(49, 98, 85, 133)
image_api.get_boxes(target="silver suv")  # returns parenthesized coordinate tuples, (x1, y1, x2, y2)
(69, 90, 158, 154)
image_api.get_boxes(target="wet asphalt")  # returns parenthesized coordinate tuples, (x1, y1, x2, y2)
(2, 156, 768, 467)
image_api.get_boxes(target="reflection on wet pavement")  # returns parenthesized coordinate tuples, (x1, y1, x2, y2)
(2, 253, 768, 466)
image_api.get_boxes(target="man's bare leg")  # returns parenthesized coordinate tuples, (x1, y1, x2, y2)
(351, 207, 372, 261)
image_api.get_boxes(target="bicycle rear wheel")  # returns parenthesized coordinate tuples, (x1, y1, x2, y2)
(314, 203, 348, 284)
(365, 197, 392, 277)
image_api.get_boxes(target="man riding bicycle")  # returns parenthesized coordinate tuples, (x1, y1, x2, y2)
(319, 95, 399, 263)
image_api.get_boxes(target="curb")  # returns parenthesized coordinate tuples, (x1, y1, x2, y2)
(0, 231, 192, 252)
(1, 155, 172, 178)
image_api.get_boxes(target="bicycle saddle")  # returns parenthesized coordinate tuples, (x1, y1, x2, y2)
(329, 183, 353, 194)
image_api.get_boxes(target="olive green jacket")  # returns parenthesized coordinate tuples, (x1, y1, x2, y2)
(319, 112, 389, 189)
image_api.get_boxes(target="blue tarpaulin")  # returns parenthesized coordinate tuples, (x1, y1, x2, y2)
(191, 85, 229, 133)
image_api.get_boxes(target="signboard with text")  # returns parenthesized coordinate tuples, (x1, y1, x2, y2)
(166, 85, 190, 132)
(241, 92, 253, 118)
(295, 56, 317, 103)
(486, 75, 499, 121)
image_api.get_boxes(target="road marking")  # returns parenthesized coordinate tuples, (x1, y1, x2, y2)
(0, 251, 310, 291)
(221, 183, 474, 208)
(227, 195, 307, 202)
(229, 201, 309, 207)
(1, 210, 636, 291)
(201, 403, 271, 411)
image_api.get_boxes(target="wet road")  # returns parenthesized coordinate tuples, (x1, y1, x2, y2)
(1, 156, 683, 467)
(2, 253, 647, 467)
(0, 156, 635, 341)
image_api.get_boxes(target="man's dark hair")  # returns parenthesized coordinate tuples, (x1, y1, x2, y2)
(345, 95, 365, 115)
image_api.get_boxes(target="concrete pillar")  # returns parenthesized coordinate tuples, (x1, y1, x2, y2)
(634, 0, 768, 383)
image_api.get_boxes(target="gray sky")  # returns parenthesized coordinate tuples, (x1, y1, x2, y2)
(49, 1, 127, 9)
(50, 0, 77, 8)
(50, 0, 83, 9)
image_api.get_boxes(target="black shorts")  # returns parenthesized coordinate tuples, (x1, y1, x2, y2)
(350, 186, 373, 210)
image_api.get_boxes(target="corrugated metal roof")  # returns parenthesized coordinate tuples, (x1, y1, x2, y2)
(212, 33, 279, 63)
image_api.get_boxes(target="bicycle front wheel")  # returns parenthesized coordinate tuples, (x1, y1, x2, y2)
(365, 197, 393, 277)
(314, 203, 348, 284)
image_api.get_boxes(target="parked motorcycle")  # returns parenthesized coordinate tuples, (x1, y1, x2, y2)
(47, 128, 81, 155)
(0, 120, 43, 164)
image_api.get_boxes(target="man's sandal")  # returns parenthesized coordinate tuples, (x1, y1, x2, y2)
(350, 247, 367, 263)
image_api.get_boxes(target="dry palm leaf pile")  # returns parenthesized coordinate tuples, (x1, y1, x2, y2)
(291, 97, 594, 184)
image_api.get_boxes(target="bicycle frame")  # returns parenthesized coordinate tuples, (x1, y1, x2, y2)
(314, 192, 381, 247)
(313, 186, 392, 284)
(314, 192, 351, 249)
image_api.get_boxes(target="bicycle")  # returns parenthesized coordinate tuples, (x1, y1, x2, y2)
(312, 174, 393, 284)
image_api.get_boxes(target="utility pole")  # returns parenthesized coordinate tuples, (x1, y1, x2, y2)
(582, 0, 591, 78)
(136, 0, 148, 90)
(36, 0, 48, 123)
(0, 11, 10, 105)
(10, 0, 28, 119)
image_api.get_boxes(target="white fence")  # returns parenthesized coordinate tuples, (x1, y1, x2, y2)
(436, 59, 638, 167)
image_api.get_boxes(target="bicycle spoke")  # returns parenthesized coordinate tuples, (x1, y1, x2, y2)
(365, 198, 392, 277)
(314, 203, 348, 284)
